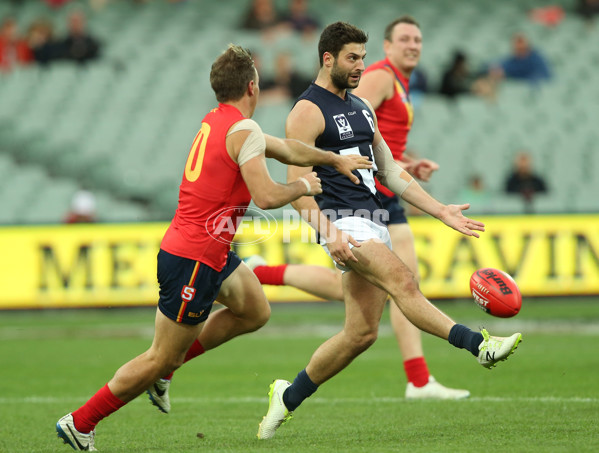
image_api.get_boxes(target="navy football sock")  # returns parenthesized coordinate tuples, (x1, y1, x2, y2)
(282, 369, 318, 412)
(448, 324, 484, 357)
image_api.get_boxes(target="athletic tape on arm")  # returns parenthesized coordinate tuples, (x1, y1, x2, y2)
(228, 119, 266, 166)
(373, 140, 413, 196)
(297, 176, 312, 195)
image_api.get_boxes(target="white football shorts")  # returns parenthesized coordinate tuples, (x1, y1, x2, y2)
(319, 216, 392, 271)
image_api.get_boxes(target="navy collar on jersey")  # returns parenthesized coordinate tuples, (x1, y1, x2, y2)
(310, 81, 351, 103)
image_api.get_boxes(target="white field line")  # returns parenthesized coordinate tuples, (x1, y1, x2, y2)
(1, 396, 597, 405)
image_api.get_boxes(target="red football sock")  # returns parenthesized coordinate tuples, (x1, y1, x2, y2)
(253, 264, 287, 285)
(162, 339, 205, 380)
(403, 357, 430, 388)
(72, 384, 125, 433)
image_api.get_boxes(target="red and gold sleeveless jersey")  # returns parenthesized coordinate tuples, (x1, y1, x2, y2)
(364, 58, 413, 197)
(160, 104, 252, 271)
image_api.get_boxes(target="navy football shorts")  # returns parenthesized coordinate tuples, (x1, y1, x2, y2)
(379, 193, 408, 226)
(157, 249, 241, 325)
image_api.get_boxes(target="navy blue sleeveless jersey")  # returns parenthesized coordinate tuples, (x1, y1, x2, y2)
(296, 83, 384, 224)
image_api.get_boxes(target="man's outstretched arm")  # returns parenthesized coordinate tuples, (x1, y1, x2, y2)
(264, 134, 371, 185)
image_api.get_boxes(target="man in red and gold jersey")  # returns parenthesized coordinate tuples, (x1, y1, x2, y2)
(55, 44, 371, 451)
(351, 16, 469, 399)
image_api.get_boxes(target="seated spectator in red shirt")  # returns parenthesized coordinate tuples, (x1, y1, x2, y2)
(44, 0, 72, 7)
(64, 190, 97, 224)
(0, 17, 33, 72)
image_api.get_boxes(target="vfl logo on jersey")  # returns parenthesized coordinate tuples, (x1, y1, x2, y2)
(181, 285, 196, 302)
(333, 114, 354, 140)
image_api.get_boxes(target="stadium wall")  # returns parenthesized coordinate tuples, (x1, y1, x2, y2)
(1, 214, 598, 309)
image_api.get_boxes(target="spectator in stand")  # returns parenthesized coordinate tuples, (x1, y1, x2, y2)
(59, 10, 101, 64)
(488, 33, 551, 86)
(251, 50, 313, 105)
(248, 50, 289, 105)
(259, 51, 313, 104)
(439, 51, 496, 101)
(407, 67, 428, 108)
(276, 52, 313, 99)
(64, 190, 97, 224)
(281, 0, 320, 37)
(0, 17, 33, 73)
(504, 151, 548, 211)
(458, 174, 493, 214)
(577, 0, 599, 24)
(240, 0, 284, 32)
(27, 19, 60, 66)
(409, 67, 427, 93)
(44, 0, 72, 8)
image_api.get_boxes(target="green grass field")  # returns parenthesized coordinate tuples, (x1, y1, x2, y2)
(1, 298, 598, 452)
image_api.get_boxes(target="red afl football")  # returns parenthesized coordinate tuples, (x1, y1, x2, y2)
(469, 268, 522, 318)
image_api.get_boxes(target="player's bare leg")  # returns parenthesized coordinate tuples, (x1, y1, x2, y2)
(258, 240, 521, 439)
(147, 262, 271, 413)
(389, 306, 423, 357)
(257, 270, 387, 440)
(198, 262, 271, 350)
(283, 264, 344, 301)
(387, 224, 424, 360)
(350, 240, 455, 339)
(305, 271, 388, 384)
(57, 310, 201, 449)
(110, 310, 202, 402)
(387, 224, 470, 399)
(348, 239, 521, 368)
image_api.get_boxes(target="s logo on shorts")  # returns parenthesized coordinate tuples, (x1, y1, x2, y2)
(181, 285, 196, 302)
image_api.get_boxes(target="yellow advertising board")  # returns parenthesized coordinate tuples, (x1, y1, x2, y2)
(0, 223, 167, 309)
(1, 214, 598, 309)
(409, 214, 599, 298)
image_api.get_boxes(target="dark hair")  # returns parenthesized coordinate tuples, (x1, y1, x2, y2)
(210, 44, 256, 103)
(317, 22, 368, 66)
(384, 15, 420, 42)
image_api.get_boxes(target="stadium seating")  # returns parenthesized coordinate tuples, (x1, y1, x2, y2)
(0, 0, 596, 224)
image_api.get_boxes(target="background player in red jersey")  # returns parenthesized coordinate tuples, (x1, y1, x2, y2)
(249, 16, 469, 400)
(55, 44, 371, 451)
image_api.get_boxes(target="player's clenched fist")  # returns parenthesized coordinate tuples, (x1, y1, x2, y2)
(298, 172, 322, 195)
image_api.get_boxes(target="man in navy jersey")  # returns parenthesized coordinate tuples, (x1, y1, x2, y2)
(351, 16, 469, 399)
(245, 16, 468, 400)
(257, 22, 523, 440)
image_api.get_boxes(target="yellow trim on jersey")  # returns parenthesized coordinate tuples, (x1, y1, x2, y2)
(393, 79, 414, 128)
